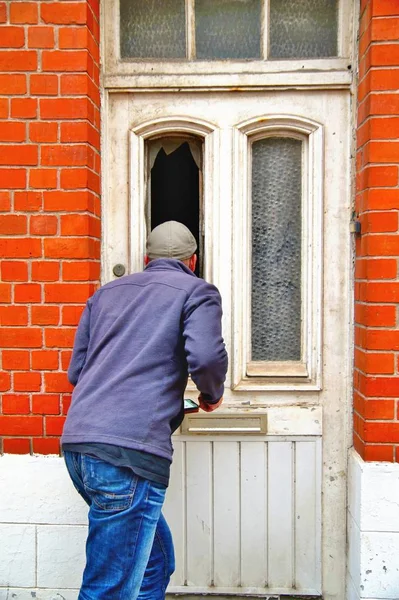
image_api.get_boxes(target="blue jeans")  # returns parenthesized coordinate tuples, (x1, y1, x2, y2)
(64, 451, 175, 600)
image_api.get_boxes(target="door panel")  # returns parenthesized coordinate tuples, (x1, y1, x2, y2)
(104, 90, 351, 598)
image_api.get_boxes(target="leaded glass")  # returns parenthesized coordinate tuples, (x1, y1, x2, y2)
(251, 138, 302, 362)
(120, 0, 186, 59)
(269, 0, 338, 59)
(195, 0, 261, 60)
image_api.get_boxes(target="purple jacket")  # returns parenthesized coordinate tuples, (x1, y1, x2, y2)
(61, 259, 228, 461)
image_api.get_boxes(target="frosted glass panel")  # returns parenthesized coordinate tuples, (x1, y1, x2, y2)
(251, 138, 302, 362)
(195, 0, 261, 60)
(120, 0, 186, 59)
(270, 0, 338, 59)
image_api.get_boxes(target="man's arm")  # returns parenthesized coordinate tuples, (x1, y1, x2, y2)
(67, 299, 92, 386)
(183, 283, 228, 407)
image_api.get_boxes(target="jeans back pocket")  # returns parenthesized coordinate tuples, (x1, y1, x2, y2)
(82, 455, 137, 512)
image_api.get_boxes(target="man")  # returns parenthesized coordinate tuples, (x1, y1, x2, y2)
(62, 220, 228, 600)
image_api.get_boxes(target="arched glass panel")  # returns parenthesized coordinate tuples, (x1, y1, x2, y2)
(251, 137, 302, 362)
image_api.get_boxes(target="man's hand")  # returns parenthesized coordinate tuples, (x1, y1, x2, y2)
(198, 394, 223, 413)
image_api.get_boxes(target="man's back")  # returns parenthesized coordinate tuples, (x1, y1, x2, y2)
(62, 259, 227, 461)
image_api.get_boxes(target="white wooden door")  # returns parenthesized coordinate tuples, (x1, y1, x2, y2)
(103, 89, 351, 599)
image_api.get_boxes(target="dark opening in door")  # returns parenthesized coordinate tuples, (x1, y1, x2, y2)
(149, 139, 202, 276)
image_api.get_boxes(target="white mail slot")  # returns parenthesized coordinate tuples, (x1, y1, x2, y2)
(181, 414, 267, 434)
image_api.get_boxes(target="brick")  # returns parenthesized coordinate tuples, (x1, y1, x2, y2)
(61, 214, 100, 237)
(0, 306, 28, 326)
(45, 283, 93, 303)
(0, 97, 8, 119)
(2, 350, 30, 370)
(14, 283, 41, 303)
(14, 191, 42, 211)
(370, 94, 399, 116)
(62, 394, 72, 414)
(32, 394, 60, 415)
(366, 141, 399, 163)
(29, 168, 57, 189)
(40, 98, 91, 120)
(0, 2, 6, 23)
(3, 438, 31, 454)
(61, 167, 99, 193)
(0, 51, 37, 71)
(369, 69, 399, 92)
(41, 145, 92, 167)
(2, 394, 30, 414)
(43, 191, 94, 212)
(30, 215, 58, 235)
(373, 1, 399, 17)
(59, 27, 88, 49)
(62, 304, 84, 325)
(44, 372, 73, 393)
(28, 26, 55, 49)
(362, 282, 399, 302)
(41, 3, 87, 25)
(10, 2, 38, 23)
(0, 26, 25, 48)
(1, 261, 29, 281)
(369, 44, 399, 66)
(0, 238, 41, 258)
(45, 328, 76, 348)
(355, 258, 397, 280)
(0, 169, 26, 188)
(0, 74, 26, 95)
(360, 375, 399, 398)
(32, 351, 59, 370)
(42, 50, 88, 73)
(370, 117, 399, 140)
(61, 350, 72, 371)
(31, 305, 59, 325)
(0, 122, 26, 142)
(366, 235, 399, 256)
(367, 189, 399, 210)
(14, 371, 41, 392)
(0, 371, 10, 391)
(11, 98, 37, 119)
(0, 416, 43, 435)
(62, 261, 100, 281)
(355, 349, 395, 374)
(364, 399, 395, 420)
(363, 445, 394, 462)
(0, 215, 27, 235)
(0, 191, 10, 211)
(30, 74, 58, 97)
(31, 261, 59, 282)
(366, 330, 399, 350)
(60, 73, 88, 95)
(2, 328, 42, 348)
(30, 122, 58, 143)
(45, 415, 66, 435)
(33, 437, 60, 455)
(364, 422, 399, 444)
(44, 237, 99, 259)
(368, 166, 398, 187)
(0, 144, 37, 165)
(0, 283, 11, 302)
(60, 122, 100, 148)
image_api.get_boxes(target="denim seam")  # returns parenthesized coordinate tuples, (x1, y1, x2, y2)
(81, 456, 139, 512)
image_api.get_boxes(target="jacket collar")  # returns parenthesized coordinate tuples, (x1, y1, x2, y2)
(144, 258, 196, 277)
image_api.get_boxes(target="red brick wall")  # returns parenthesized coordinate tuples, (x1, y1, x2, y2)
(354, 0, 399, 462)
(0, 0, 100, 455)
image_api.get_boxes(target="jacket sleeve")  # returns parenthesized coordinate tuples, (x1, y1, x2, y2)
(183, 282, 228, 404)
(67, 299, 92, 386)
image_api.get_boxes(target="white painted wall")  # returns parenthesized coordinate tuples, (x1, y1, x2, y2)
(347, 449, 399, 600)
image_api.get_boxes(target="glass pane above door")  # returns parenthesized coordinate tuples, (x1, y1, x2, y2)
(120, 0, 186, 58)
(195, 0, 261, 60)
(269, 0, 338, 59)
(251, 137, 302, 362)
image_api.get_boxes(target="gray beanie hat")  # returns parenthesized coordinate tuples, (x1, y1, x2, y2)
(146, 221, 197, 261)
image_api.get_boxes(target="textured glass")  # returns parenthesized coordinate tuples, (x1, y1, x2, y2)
(195, 0, 261, 60)
(251, 138, 302, 362)
(120, 0, 186, 59)
(270, 0, 338, 59)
